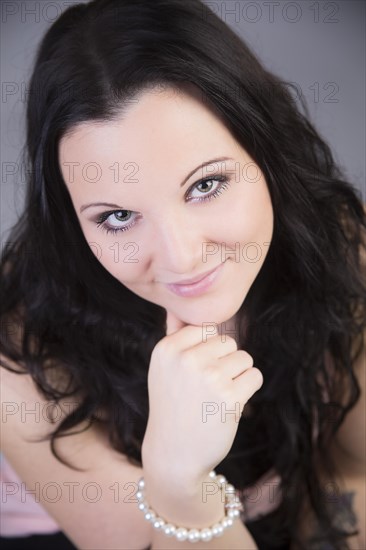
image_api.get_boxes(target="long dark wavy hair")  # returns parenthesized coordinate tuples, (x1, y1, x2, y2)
(1, 1, 365, 548)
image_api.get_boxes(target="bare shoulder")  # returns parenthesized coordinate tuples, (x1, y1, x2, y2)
(290, 475, 365, 550)
(0, 350, 152, 549)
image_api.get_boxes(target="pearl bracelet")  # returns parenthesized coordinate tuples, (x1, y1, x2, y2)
(136, 470, 244, 543)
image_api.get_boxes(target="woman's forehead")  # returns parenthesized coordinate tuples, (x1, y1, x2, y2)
(58, 87, 242, 180)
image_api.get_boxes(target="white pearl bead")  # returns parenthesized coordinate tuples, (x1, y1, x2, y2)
(226, 495, 240, 505)
(200, 528, 213, 541)
(216, 475, 226, 485)
(138, 478, 145, 489)
(225, 484, 235, 493)
(135, 490, 143, 500)
(175, 527, 188, 541)
(211, 523, 224, 537)
(228, 508, 240, 518)
(163, 524, 176, 536)
(138, 502, 148, 512)
(208, 470, 216, 478)
(153, 517, 165, 529)
(144, 509, 156, 521)
(221, 517, 233, 528)
(187, 529, 200, 542)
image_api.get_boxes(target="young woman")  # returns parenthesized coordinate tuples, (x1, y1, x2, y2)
(1, 1, 365, 549)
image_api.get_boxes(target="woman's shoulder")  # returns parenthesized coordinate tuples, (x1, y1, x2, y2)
(0, 344, 84, 454)
(291, 458, 365, 549)
(294, 228, 366, 549)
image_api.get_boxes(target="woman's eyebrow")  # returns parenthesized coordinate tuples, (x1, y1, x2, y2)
(79, 156, 233, 213)
(180, 156, 233, 187)
(80, 202, 125, 213)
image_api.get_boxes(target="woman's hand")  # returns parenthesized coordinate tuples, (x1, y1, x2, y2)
(142, 309, 263, 489)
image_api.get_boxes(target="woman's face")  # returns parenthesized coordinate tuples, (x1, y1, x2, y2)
(59, 85, 273, 330)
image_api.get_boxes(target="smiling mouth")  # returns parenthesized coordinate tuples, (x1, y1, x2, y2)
(163, 261, 227, 298)
(167, 264, 223, 286)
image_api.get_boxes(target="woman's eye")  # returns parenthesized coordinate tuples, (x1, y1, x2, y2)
(188, 175, 230, 203)
(95, 175, 231, 235)
(95, 210, 136, 235)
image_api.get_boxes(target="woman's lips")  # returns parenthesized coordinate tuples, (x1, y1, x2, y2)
(164, 261, 226, 297)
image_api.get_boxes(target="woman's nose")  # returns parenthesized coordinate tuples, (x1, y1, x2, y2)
(151, 213, 203, 273)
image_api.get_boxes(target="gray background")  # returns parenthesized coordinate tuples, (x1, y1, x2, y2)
(1, 0, 365, 249)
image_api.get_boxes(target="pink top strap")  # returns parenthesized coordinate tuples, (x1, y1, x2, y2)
(0, 453, 60, 536)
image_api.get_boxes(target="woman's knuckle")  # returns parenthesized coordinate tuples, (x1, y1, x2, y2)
(225, 335, 238, 349)
(154, 337, 173, 358)
(243, 350, 254, 366)
(179, 349, 196, 369)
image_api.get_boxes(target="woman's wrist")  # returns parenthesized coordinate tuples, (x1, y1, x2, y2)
(141, 436, 209, 494)
(142, 462, 209, 498)
(140, 469, 230, 529)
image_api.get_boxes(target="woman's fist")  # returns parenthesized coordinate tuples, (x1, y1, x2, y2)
(142, 309, 263, 487)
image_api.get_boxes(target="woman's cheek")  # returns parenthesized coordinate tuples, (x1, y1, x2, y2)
(84, 233, 144, 282)
(105, 255, 146, 283)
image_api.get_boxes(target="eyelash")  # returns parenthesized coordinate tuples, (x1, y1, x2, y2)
(95, 175, 231, 235)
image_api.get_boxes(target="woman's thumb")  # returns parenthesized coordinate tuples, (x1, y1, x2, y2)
(165, 309, 188, 336)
